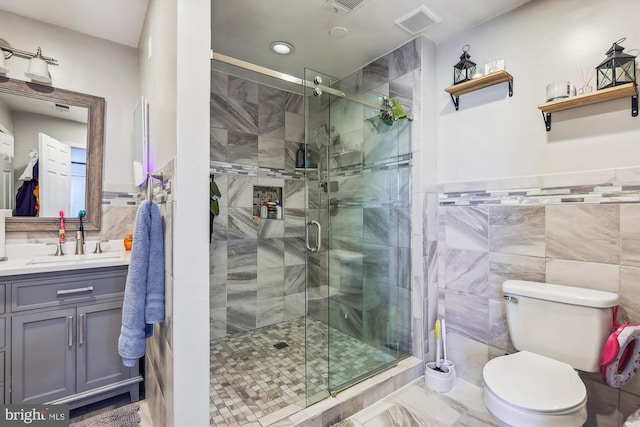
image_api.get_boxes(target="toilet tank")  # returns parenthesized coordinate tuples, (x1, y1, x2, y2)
(503, 280, 619, 372)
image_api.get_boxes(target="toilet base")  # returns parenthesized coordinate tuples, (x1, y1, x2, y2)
(482, 382, 587, 427)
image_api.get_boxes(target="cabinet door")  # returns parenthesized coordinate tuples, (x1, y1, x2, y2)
(76, 301, 129, 393)
(12, 308, 76, 403)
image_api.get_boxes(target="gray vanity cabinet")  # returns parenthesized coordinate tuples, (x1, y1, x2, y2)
(5, 266, 141, 408)
(11, 307, 76, 403)
(76, 301, 129, 393)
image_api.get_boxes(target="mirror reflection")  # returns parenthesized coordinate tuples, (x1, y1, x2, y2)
(0, 91, 88, 217)
(0, 77, 105, 232)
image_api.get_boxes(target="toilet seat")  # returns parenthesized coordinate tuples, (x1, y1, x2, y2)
(483, 351, 586, 413)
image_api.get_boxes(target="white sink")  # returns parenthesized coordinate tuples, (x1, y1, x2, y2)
(27, 253, 123, 265)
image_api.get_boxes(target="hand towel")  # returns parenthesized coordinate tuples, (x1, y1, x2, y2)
(118, 200, 165, 367)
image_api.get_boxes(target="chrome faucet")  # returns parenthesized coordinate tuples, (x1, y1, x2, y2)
(75, 230, 85, 255)
(75, 210, 87, 255)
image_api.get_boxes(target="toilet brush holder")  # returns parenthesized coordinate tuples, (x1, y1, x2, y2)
(425, 361, 456, 393)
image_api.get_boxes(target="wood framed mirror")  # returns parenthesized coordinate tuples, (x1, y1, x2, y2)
(0, 77, 104, 232)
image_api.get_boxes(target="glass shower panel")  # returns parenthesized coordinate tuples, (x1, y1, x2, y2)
(304, 68, 410, 405)
(304, 68, 333, 406)
(326, 80, 402, 393)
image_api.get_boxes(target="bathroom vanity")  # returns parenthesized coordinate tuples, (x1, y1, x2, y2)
(0, 252, 139, 409)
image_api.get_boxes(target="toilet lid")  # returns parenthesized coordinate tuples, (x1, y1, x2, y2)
(483, 351, 586, 413)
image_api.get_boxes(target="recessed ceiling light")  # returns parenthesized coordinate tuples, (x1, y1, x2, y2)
(329, 27, 349, 39)
(270, 41, 294, 55)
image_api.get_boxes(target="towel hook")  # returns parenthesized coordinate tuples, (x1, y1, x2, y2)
(146, 170, 163, 201)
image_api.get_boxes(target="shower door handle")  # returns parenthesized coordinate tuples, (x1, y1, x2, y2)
(306, 220, 322, 253)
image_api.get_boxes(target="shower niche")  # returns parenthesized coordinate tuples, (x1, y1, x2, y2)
(253, 185, 283, 220)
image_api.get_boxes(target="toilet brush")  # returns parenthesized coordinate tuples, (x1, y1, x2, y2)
(425, 318, 456, 392)
(435, 319, 444, 371)
(442, 318, 448, 364)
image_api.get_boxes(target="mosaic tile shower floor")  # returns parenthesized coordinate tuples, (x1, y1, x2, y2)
(209, 316, 397, 426)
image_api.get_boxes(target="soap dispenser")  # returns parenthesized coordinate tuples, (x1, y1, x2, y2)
(295, 143, 305, 168)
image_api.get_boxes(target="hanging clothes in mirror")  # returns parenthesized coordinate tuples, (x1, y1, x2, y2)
(15, 149, 39, 216)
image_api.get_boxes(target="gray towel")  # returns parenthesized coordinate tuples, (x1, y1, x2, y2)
(118, 200, 165, 367)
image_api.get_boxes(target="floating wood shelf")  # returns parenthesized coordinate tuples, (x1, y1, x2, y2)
(444, 70, 514, 110)
(537, 83, 638, 131)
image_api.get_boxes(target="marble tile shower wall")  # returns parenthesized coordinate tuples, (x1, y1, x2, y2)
(209, 70, 307, 338)
(430, 167, 640, 425)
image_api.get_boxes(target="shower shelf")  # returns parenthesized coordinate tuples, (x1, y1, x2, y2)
(330, 150, 358, 158)
(537, 83, 638, 131)
(444, 70, 514, 111)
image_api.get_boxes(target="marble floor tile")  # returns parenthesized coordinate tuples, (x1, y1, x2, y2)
(210, 316, 407, 426)
(341, 379, 497, 427)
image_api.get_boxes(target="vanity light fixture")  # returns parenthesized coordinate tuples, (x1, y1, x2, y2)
(270, 41, 294, 55)
(0, 38, 59, 84)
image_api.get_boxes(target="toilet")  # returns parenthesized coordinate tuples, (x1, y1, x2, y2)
(482, 280, 619, 427)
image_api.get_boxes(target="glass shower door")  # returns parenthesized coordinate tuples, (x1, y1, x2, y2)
(304, 68, 411, 404)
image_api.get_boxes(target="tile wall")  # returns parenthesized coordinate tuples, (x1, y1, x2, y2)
(209, 70, 307, 338)
(428, 167, 640, 425)
(142, 160, 175, 427)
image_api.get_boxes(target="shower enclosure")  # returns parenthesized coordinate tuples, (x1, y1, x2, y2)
(303, 69, 412, 404)
(209, 54, 414, 423)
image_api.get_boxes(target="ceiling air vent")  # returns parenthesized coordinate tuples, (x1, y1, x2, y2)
(395, 5, 441, 35)
(324, 0, 366, 14)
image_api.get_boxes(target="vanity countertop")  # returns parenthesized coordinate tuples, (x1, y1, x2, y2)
(0, 241, 131, 277)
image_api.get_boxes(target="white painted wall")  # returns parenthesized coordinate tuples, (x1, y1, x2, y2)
(0, 11, 139, 192)
(137, 0, 177, 170)
(138, 1, 210, 425)
(173, 1, 210, 424)
(436, 0, 640, 184)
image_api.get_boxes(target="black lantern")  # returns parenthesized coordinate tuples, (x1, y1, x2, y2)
(596, 38, 637, 90)
(453, 44, 476, 85)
